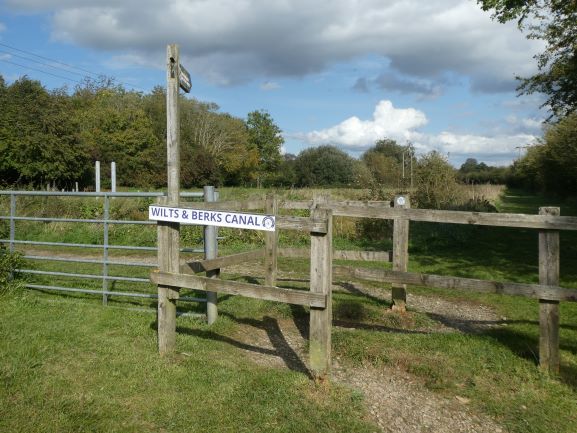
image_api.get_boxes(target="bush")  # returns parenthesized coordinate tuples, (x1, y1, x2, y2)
(0, 248, 24, 295)
(414, 151, 462, 209)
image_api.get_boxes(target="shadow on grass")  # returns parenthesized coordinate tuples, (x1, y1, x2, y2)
(171, 312, 312, 378)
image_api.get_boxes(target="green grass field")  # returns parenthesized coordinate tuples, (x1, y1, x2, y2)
(1, 187, 577, 432)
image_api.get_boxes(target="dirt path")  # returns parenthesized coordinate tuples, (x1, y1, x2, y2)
(229, 279, 506, 433)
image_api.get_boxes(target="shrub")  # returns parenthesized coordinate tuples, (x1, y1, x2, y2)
(0, 248, 24, 295)
(414, 151, 462, 209)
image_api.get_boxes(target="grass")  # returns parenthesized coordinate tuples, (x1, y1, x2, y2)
(0, 294, 375, 433)
(2, 186, 577, 432)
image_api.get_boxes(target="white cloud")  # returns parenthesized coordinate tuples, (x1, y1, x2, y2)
(260, 81, 280, 91)
(3, 0, 541, 91)
(304, 100, 427, 149)
(424, 131, 538, 155)
(300, 100, 539, 164)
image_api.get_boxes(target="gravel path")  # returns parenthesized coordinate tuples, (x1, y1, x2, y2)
(230, 279, 507, 433)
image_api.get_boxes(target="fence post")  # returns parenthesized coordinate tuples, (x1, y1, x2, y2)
(539, 206, 560, 373)
(95, 161, 101, 193)
(265, 194, 278, 287)
(204, 185, 219, 325)
(392, 195, 410, 311)
(9, 193, 16, 253)
(309, 197, 333, 380)
(157, 43, 181, 355)
(102, 194, 110, 305)
(111, 162, 116, 193)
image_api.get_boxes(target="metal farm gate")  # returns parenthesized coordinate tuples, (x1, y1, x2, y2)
(0, 190, 207, 308)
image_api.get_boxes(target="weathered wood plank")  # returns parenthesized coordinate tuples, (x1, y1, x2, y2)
(395, 208, 577, 230)
(333, 266, 577, 302)
(173, 200, 577, 230)
(158, 43, 181, 355)
(278, 248, 391, 262)
(392, 195, 409, 311)
(309, 198, 333, 380)
(150, 271, 326, 308)
(179, 199, 265, 211)
(182, 249, 265, 274)
(265, 195, 279, 287)
(539, 207, 560, 373)
(276, 216, 328, 233)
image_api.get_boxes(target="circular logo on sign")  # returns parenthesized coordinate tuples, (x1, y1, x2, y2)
(396, 196, 406, 206)
(262, 216, 275, 230)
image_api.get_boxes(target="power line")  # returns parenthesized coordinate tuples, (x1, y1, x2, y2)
(0, 41, 98, 78)
(0, 42, 145, 91)
(0, 49, 88, 79)
(0, 58, 84, 85)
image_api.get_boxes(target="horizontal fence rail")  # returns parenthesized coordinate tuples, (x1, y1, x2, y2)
(1, 190, 206, 306)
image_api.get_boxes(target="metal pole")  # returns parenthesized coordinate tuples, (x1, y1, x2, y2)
(111, 162, 116, 193)
(204, 185, 218, 324)
(102, 194, 110, 305)
(95, 161, 101, 192)
(9, 193, 16, 253)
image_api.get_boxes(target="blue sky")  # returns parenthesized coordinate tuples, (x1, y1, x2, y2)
(0, 0, 545, 167)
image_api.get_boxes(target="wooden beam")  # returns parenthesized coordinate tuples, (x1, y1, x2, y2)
(391, 195, 409, 311)
(182, 249, 265, 274)
(539, 207, 560, 373)
(179, 199, 265, 211)
(333, 266, 577, 302)
(278, 248, 391, 262)
(150, 271, 326, 308)
(309, 198, 333, 380)
(276, 216, 328, 233)
(265, 195, 278, 287)
(158, 43, 181, 355)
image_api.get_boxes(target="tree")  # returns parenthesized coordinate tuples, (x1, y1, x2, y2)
(414, 151, 460, 209)
(478, 0, 577, 118)
(0, 76, 90, 188)
(294, 145, 357, 187)
(245, 110, 284, 181)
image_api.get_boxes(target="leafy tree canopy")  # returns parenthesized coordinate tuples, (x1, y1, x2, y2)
(478, 0, 577, 118)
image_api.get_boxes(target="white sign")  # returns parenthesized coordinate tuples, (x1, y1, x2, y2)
(396, 196, 406, 206)
(149, 206, 276, 232)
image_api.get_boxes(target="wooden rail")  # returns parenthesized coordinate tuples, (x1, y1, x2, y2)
(334, 266, 577, 302)
(151, 271, 327, 308)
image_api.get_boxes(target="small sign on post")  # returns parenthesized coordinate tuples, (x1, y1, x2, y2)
(149, 205, 276, 232)
(178, 64, 192, 93)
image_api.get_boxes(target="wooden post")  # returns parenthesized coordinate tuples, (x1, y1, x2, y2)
(309, 197, 333, 379)
(392, 195, 410, 311)
(157, 44, 181, 355)
(204, 185, 219, 325)
(539, 206, 560, 373)
(265, 194, 278, 287)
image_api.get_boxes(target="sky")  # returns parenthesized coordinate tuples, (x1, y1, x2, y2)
(0, 0, 546, 167)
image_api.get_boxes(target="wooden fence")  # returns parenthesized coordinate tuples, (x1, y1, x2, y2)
(152, 193, 577, 377)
